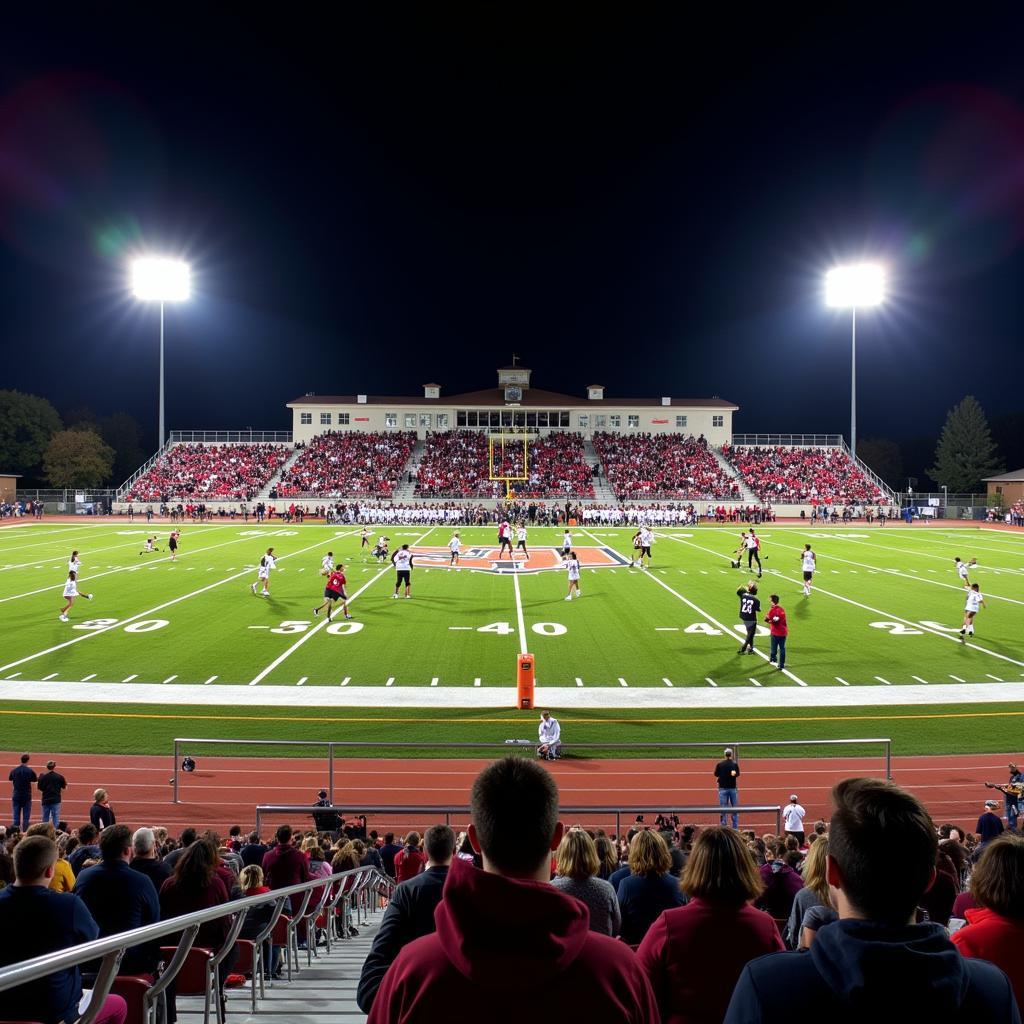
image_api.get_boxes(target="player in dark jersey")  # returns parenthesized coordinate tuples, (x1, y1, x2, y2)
(168, 529, 180, 561)
(736, 581, 761, 654)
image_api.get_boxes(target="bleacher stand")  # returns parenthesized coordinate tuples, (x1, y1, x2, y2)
(721, 444, 883, 504)
(275, 431, 416, 498)
(124, 444, 289, 502)
(592, 432, 740, 500)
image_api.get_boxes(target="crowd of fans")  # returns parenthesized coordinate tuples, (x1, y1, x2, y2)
(274, 431, 417, 498)
(4, 757, 1024, 1023)
(591, 432, 741, 501)
(123, 443, 290, 502)
(413, 431, 594, 498)
(721, 443, 885, 504)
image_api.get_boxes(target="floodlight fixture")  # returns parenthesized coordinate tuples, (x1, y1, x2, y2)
(130, 256, 192, 447)
(824, 262, 886, 460)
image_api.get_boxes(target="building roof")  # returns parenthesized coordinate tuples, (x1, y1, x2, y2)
(983, 469, 1024, 483)
(287, 389, 738, 410)
(0, 472, 22, 478)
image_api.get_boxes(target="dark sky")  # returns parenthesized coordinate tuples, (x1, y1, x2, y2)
(2, 9, 1023, 453)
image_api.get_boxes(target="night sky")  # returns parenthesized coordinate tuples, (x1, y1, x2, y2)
(2, 9, 1023, 458)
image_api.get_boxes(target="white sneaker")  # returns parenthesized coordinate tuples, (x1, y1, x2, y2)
(262, 591, 269, 598)
(575, 591, 581, 598)
(565, 595, 572, 601)
(392, 594, 398, 599)
(59, 614, 68, 622)
(405, 594, 411, 599)
(250, 583, 257, 594)
(84, 594, 93, 600)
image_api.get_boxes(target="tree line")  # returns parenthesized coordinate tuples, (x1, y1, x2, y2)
(0, 390, 144, 489)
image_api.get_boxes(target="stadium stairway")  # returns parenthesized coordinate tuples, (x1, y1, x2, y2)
(259, 446, 306, 501)
(711, 445, 757, 502)
(179, 915, 383, 1023)
(390, 440, 425, 500)
(582, 439, 618, 503)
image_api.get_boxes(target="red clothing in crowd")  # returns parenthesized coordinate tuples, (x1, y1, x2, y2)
(952, 906, 1024, 1009)
(636, 898, 784, 1024)
(367, 858, 659, 1023)
(159, 875, 231, 949)
(765, 605, 788, 636)
(393, 846, 427, 883)
(262, 842, 310, 914)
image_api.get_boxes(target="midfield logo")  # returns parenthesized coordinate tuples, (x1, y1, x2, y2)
(408, 546, 632, 574)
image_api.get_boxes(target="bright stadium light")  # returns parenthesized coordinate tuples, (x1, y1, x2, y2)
(824, 263, 886, 460)
(131, 258, 191, 448)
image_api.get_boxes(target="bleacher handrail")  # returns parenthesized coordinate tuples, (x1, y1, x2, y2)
(116, 442, 169, 499)
(254, 803, 784, 836)
(838, 436, 899, 504)
(169, 430, 294, 443)
(729, 433, 844, 447)
(0, 865, 390, 1021)
(172, 736, 892, 804)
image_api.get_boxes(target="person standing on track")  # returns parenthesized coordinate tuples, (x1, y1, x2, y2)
(392, 544, 414, 599)
(736, 581, 760, 655)
(960, 583, 986, 641)
(251, 547, 276, 597)
(714, 748, 740, 829)
(765, 594, 788, 671)
(59, 570, 93, 622)
(800, 544, 816, 596)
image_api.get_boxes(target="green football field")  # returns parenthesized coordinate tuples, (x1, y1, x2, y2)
(1, 520, 1024, 691)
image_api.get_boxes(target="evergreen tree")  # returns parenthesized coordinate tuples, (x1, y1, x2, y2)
(929, 395, 1003, 492)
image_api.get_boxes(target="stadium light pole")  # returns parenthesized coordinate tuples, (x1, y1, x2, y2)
(131, 258, 191, 449)
(824, 263, 885, 461)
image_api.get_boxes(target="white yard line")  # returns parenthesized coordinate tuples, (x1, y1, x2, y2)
(511, 556, 529, 656)
(247, 527, 435, 686)
(658, 532, 1024, 669)
(0, 534, 338, 675)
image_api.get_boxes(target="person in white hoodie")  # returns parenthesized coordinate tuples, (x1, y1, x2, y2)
(783, 794, 807, 846)
(538, 711, 561, 761)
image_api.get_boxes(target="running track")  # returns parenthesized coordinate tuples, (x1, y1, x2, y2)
(4, 750, 1019, 836)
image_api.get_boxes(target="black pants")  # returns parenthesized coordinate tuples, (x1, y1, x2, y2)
(740, 620, 756, 651)
(747, 550, 761, 572)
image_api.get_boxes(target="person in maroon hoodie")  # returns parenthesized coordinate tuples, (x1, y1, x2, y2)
(368, 758, 659, 1023)
(262, 824, 310, 924)
(756, 845, 803, 920)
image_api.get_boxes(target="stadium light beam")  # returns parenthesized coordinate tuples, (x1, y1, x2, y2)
(131, 258, 191, 449)
(824, 263, 885, 461)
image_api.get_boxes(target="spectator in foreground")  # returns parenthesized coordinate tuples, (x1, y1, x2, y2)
(756, 843, 803, 920)
(240, 830, 268, 868)
(393, 831, 427, 882)
(784, 836, 830, 949)
(617, 829, 686, 946)
(367, 758, 659, 1023)
(357, 824, 456, 1013)
(976, 798, 1005, 853)
(952, 833, 1024, 1008)
(68, 823, 101, 874)
(551, 827, 621, 936)
(725, 778, 1019, 1021)
(637, 826, 784, 1023)
(130, 827, 172, 889)
(25, 822, 75, 892)
(379, 832, 403, 879)
(0, 835, 128, 1024)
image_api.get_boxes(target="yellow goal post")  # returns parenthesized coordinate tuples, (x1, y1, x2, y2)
(488, 431, 529, 498)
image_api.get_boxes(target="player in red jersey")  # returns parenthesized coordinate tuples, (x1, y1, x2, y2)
(313, 564, 352, 621)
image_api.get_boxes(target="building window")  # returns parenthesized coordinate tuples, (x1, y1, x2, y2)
(385, 413, 397, 428)
(419, 413, 432, 428)
(404, 413, 416, 428)
(436, 413, 449, 428)
(338, 413, 350, 426)
(594, 414, 606, 429)
(578, 414, 589, 429)
(320, 412, 332, 426)
(536, 412, 548, 428)
(300, 412, 312, 425)
(628, 415, 639, 428)
(712, 415, 724, 427)
(676, 415, 687, 428)
(490, 411, 500, 427)
(560, 412, 570, 427)
(609, 415, 620, 429)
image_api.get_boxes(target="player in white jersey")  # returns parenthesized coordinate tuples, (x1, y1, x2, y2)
(321, 551, 335, 576)
(516, 525, 529, 561)
(562, 530, 572, 559)
(372, 536, 390, 563)
(68, 550, 82, 576)
(564, 551, 582, 600)
(637, 527, 654, 569)
(392, 544, 414, 598)
(800, 544, 816, 596)
(960, 583, 986, 641)
(497, 521, 513, 559)
(251, 547, 276, 597)
(139, 537, 159, 556)
(954, 557, 976, 588)
(360, 527, 371, 550)
(58, 570, 92, 621)
(745, 530, 762, 577)
(448, 533, 461, 566)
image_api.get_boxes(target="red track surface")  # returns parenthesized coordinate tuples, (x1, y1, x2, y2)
(4, 750, 1020, 836)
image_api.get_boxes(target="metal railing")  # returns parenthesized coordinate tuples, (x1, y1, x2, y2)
(169, 430, 293, 443)
(116, 443, 168, 498)
(172, 736, 892, 805)
(0, 865, 390, 1024)
(730, 434, 843, 447)
(838, 437, 899, 504)
(255, 803, 785, 836)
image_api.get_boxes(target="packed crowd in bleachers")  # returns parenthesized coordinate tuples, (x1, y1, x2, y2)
(721, 443, 885, 504)
(274, 431, 417, 498)
(4, 750, 1024, 1022)
(414, 431, 593, 498)
(123, 443, 290, 502)
(591, 432, 740, 500)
